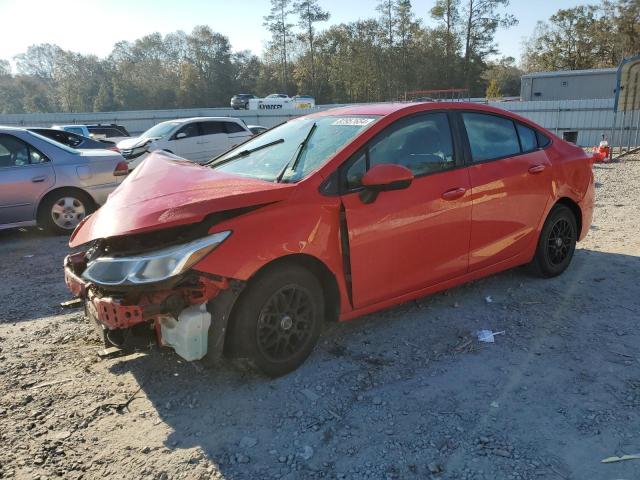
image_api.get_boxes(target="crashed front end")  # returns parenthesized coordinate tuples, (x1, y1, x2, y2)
(64, 229, 242, 362)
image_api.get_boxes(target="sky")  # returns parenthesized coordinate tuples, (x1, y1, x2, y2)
(0, 0, 598, 68)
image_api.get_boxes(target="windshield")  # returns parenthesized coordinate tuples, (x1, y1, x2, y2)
(141, 121, 181, 139)
(212, 115, 380, 182)
(27, 131, 79, 154)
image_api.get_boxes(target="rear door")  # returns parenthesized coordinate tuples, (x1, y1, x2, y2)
(0, 134, 54, 225)
(169, 122, 201, 161)
(224, 121, 252, 151)
(340, 112, 472, 308)
(199, 121, 229, 161)
(460, 111, 553, 271)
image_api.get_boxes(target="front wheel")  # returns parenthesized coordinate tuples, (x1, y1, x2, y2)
(227, 265, 324, 377)
(529, 204, 577, 277)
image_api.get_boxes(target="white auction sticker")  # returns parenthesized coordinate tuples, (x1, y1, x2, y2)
(331, 118, 376, 126)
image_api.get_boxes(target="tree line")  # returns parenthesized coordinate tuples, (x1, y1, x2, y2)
(523, 0, 639, 71)
(0, 0, 637, 114)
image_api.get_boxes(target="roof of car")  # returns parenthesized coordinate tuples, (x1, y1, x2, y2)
(311, 101, 515, 118)
(166, 117, 243, 123)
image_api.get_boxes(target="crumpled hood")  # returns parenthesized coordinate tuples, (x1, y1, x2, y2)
(69, 151, 295, 247)
(116, 136, 157, 149)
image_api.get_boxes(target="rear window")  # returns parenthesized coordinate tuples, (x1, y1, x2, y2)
(27, 131, 79, 154)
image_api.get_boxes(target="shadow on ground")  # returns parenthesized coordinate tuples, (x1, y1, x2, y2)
(103, 248, 640, 479)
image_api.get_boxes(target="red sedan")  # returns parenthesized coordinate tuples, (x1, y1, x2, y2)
(64, 102, 595, 376)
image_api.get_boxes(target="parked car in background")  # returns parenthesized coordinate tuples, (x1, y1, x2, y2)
(247, 125, 268, 135)
(28, 128, 119, 151)
(0, 127, 128, 234)
(53, 124, 130, 143)
(64, 102, 594, 376)
(230, 94, 258, 110)
(117, 117, 252, 167)
(292, 95, 316, 109)
(247, 94, 315, 110)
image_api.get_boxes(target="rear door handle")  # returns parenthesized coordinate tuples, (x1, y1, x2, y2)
(441, 187, 466, 201)
(31, 176, 46, 183)
(528, 165, 546, 174)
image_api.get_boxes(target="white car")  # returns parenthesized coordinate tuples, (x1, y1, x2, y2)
(117, 117, 252, 167)
(247, 94, 316, 110)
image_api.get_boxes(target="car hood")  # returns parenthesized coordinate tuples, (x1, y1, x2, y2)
(116, 136, 159, 149)
(69, 151, 295, 247)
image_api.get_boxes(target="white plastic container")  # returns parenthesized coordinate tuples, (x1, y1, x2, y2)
(159, 304, 211, 361)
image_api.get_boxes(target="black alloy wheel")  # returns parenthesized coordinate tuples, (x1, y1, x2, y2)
(547, 218, 574, 266)
(256, 285, 315, 362)
(530, 204, 577, 277)
(226, 264, 324, 377)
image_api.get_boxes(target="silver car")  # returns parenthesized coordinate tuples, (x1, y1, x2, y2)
(0, 127, 127, 234)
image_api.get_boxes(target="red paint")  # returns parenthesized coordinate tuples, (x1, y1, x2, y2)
(361, 164, 413, 187)
(66, 269, 227, 329)
(68, 102, 594, 324)
(69, 152, 294, 247)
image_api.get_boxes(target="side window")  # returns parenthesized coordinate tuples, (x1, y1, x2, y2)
(103, 128, 122, 138)
(536, 131, 551, 148)
(29, 148, 47, 164)
(175, 122, 200, 139)
(0, 134, 47, 167)
(224, 122, 246, 134)
(462, 112, 520, 162)
(345, 151, 367, 189)
(344, 113, 455, 189)
(201, 121, 225, 135)
(516, 123, 538, 152)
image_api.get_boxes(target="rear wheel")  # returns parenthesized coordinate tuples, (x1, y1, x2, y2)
(39, 189, 94, 235)
(530, 204, 577, 277)
(227, 265, 324, 377)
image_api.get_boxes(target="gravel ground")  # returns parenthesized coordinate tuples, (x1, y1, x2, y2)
(1, 157, 640, 480)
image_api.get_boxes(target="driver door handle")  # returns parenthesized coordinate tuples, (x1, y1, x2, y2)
(32, 176, 47, 183)
(441, 187, 466, 201)
(528, 164, 546, 174)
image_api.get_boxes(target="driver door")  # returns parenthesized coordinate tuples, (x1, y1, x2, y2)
(340, 112, 472, 308)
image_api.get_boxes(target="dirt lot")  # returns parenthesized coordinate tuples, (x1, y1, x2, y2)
(1, 158, 639, 480)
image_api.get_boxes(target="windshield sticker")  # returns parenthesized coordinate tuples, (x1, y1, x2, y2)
(331, 118, 376, 126)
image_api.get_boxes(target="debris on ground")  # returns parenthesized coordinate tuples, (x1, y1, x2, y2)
(475, 329, 505, 343)
(601, 453, 640, 463)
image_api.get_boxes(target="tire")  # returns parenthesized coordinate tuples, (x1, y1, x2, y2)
(529, 204, 577, 277)
(38, 189, 94, 235)
(226, 264, 324, 377)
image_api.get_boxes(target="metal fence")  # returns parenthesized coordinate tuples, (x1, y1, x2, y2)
(0, 106, 339, 135)
(1, 98, 638, 152)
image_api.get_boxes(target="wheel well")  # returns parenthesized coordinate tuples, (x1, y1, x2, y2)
(248, 254, 341, 323)
(37, 187, 96, 222)
(555, 197, 582, 235)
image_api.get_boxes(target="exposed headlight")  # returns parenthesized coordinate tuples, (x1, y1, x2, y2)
(82, 231, 231, 286)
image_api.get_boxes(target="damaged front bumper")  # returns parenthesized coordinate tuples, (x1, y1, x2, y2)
(64, 252, 242, 362)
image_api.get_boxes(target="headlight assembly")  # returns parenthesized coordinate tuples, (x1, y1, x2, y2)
(82, 231, 230, 286)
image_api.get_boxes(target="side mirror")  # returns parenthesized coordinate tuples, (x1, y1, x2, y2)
(175, 132, 187, 140)
(359, 164, 413, 204)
